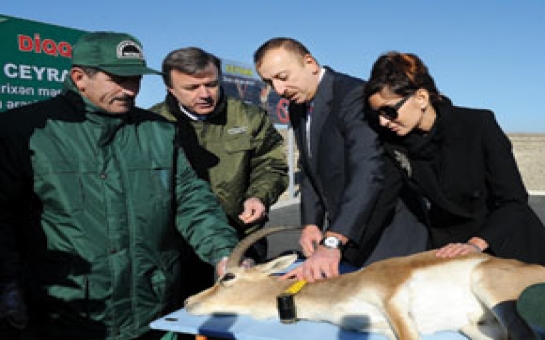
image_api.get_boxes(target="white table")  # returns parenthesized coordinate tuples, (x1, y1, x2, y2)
(150, 308, 470, 340)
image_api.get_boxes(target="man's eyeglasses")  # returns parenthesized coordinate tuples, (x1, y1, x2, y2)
(376, 94, 412, 121)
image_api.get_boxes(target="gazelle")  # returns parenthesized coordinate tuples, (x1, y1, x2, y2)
(185, 226, 545, 339)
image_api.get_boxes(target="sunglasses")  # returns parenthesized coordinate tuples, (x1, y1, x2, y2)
(375, 94, 412, 121)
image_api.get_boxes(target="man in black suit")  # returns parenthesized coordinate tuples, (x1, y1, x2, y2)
(254, 38, 428, 282)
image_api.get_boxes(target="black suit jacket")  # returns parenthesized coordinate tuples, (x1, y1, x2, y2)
(290, 67, 384, 247)
(384, 98, 545, 265)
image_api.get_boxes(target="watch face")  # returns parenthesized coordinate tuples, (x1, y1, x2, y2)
(324, 236, 341, 248)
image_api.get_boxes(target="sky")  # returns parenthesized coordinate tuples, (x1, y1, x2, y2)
(4, 1, 545, 133)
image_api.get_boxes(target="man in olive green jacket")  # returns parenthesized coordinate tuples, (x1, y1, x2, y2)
(151, 47, 289, 264)
(0, 32, 238, 340)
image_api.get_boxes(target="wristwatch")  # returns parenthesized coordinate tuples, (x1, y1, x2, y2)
(319, 236, 344, 250)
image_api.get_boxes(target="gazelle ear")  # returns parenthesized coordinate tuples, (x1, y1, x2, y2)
(256, 254, 298, 274)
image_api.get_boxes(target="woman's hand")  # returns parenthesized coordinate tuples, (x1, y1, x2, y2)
(435, 242, 483, 258)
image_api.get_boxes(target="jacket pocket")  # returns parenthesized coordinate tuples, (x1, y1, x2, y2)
(150, 270, 167, 301)
(150, 156, 173, 195)
(149, 250, 181, 303)
(125, 155, 173, 213)
(224, 135, 253, 154)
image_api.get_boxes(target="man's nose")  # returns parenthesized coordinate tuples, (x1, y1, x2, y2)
(272, 81, 286, 97)
(122, 78, 141, 96)
(197, 85, 211, 97)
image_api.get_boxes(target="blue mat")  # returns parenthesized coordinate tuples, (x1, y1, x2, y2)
(151, 308, 472, 340)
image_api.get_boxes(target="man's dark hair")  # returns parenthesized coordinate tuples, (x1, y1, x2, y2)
(253, 37, 311, 68)
(72, 65, 100, 76)
(162, 47, 221, 88)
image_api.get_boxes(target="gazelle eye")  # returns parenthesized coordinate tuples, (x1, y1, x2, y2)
(220, 273, 235, 285)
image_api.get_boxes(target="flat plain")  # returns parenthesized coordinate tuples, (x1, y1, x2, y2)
(509, 134, 545, 192)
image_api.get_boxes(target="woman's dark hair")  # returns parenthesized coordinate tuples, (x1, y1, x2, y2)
(364, 52, 442, 105)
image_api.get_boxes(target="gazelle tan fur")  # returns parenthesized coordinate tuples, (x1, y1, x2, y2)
(185, 226, 545, 340)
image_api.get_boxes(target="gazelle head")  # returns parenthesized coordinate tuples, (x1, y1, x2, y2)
(185, 226, 302, 318)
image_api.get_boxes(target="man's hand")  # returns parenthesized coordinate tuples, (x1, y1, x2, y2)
(281, 246, 341, 283)
(238, 197, 267, 224)
(299, 225, 322, 258)
(216, 257, 228, 277)
(280, 226, 346, 282)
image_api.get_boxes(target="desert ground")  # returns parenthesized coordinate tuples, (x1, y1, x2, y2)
(509, 134, 545, 192)
(277, 131, 545, 198)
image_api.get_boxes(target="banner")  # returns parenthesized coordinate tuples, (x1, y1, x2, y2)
(0, 14, 290, 125)
(0, 14, 85, 112)
(221, 59, 288, 126)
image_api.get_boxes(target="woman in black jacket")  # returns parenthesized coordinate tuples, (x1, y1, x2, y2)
(363, 51, 545, 265)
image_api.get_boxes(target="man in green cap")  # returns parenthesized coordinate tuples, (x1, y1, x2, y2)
(0, 31, 239, 339)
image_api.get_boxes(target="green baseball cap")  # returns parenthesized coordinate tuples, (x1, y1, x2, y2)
(72, 31, 160, 76)
(517, 283, 545, 329)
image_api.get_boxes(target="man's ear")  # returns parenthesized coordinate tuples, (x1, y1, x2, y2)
(70, 67, 87, 91)
(303, 54, 320, 74)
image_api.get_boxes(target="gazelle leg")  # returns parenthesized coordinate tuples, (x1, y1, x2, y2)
(383, 303, 420, 340)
